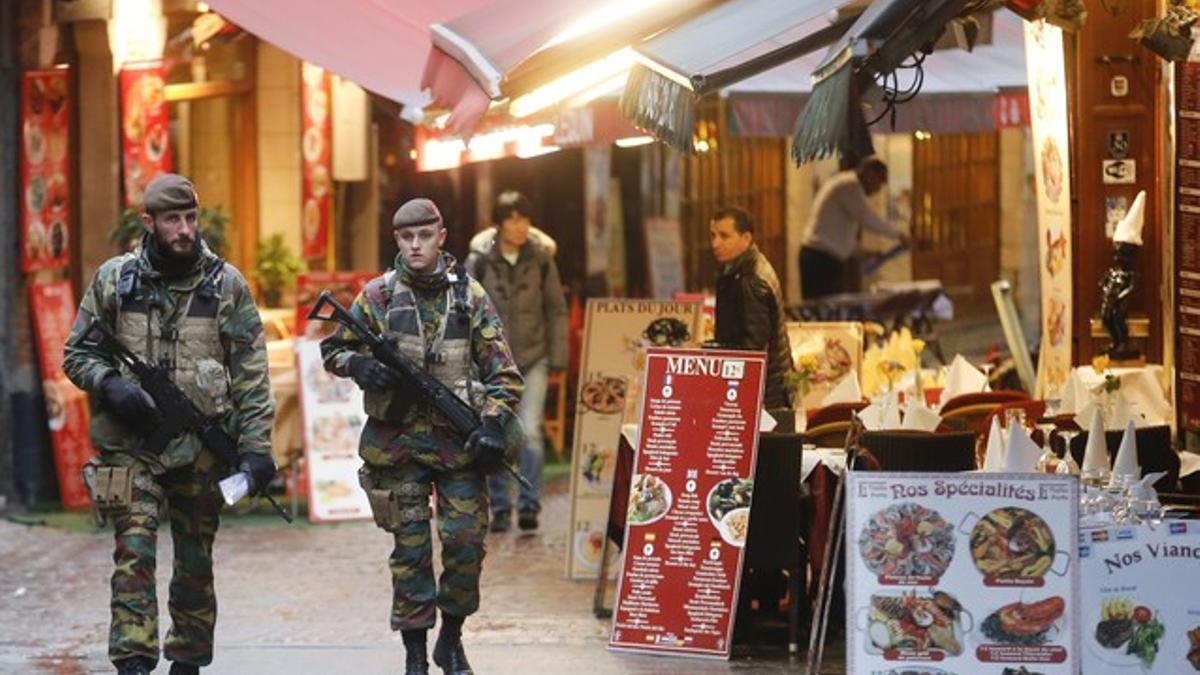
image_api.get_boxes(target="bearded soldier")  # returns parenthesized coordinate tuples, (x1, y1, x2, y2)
(321, 198, 523, 675)
(63, 174, 276, 675)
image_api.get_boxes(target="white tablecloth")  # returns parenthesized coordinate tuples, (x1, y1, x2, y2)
(1059, 365, 1172, 427)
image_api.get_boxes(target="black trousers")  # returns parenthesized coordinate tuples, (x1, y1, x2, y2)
(800, 245, 850, 299)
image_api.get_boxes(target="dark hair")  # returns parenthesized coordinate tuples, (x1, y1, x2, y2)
(711, 206, 753, 235)
(857, 156, 888, 183)
(492, 190, 533, 226)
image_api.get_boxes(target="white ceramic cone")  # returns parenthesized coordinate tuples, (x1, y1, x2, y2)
(983, 416, 1005, 472)
(1082, 406, 1111, 476)
(1110, 420, 1141, 485)
(1002, 419, 1042, 472)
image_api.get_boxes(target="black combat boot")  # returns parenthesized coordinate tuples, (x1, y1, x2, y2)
(168, 662, 199, 675)
(114, 657, 153, 675)
(402, 628, 430, 675)
(432, 613, 473, 675)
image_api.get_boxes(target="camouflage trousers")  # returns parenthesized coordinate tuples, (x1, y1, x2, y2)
(359, 462, 489, 630)
(102, 451, 223, 668)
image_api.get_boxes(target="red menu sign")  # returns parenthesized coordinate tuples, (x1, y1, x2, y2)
(1176, 62, 1200, 441)
(119, 60, 172, 208)
(609, 347, 765, 659)
(20, 68, 70, 272)
(29, 282, 95, 509)
(294, 271, 374, 339)
(300, 62, 332, 260)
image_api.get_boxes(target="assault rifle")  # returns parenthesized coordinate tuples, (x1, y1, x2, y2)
(74, 319, 292, 522)
(306, 291, 532, 491)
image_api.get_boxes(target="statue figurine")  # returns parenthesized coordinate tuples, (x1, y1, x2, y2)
(1100, 190, 1146, 360)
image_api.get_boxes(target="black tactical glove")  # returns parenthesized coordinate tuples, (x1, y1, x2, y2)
(465, 416, 508, 471)
(100, 374, 160, 428)
(348, 355, 403, 393)
(238, 452, 277, 496)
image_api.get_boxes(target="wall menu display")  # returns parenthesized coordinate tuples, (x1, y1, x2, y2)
(29, 281, 95, 509)
(845, 472, 1079, 674)
(294, 340, 370, 523)
(1079, 521, 1200, 674)
(300, 61, 332, 261)
(119, 60, 172, 208)
(565, 299, 704, 580)
(1176, 61, 1200, 444)
(20, 68, 70, 272)
(609, 347, 765, 659)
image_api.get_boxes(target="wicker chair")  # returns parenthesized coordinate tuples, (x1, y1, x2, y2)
(804, 421, 853, 448)
(806, 401, 869, 429)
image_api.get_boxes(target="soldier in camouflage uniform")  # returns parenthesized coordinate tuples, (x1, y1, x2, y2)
(321, 198, 522, 675)
(62, 174, 276, 675)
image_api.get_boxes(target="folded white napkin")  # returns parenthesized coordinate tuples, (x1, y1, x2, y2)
(759, 409, 778, 432)
(1082, 406, 1110, 477)
(940, 354, 988, 405)
(881, 398, 903, 429)
(821, 373, 862, 407)
(1110, 419, 1140, 485)
(1002, 419, 1042, 472)
(901, 399, 942, 432)
(982, 416, 1005, 472)
(1179, 451, 1200, 479)
(858, 403, 883, 430)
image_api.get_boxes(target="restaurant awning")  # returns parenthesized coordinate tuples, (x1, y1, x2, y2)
(619, 0, 860, 152)
(202, 0, 491, 110)
(790, 0, 998, 164)
(423, 0, 719, 135)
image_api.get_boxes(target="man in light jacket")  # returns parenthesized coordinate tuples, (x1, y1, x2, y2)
(465, 190, 568, 532)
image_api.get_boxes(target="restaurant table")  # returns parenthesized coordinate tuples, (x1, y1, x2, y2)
(1059, 364, 1172, 427)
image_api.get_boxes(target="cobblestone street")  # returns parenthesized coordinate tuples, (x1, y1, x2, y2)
(0, 477, 844, 674)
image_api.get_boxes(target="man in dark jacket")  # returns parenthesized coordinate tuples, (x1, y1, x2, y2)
(710, 207, 795, 410)
(465, 190, 568, 532)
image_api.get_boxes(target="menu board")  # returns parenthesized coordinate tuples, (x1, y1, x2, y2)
(1025, 21, 1074, 400)
(565, 299, 704, 580)
(609, 348, 765, 658)
(29, 282, 95, 509)
(1079, 521, 1200, 674)
(119, 60, 171, 208)
(845, 473, 1079, 674)
(20, 68, 70, 272)
(300, 62, 332, 261)
(1176, 61, 1200, 447)
(785, 321, 864, 411)
(294, 339, 370, 523)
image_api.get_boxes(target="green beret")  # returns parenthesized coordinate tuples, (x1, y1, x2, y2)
(144, 173, 198, 214)
(392, 198, 443, 229)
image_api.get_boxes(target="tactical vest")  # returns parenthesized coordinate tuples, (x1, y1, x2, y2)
(92, 255, 232, 467)
(362, 269, 481, 425)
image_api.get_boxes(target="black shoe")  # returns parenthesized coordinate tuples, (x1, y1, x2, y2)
(115, 657, 153, 675)
(169, 663, 199, 675)
(433, 614, 473, 675)
(489, 510, 511, 533)
(402, 628, 430, 674)
(517, 509, 539, 532)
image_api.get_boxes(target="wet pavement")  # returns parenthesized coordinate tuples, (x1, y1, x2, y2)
(0, 476, 845, 674)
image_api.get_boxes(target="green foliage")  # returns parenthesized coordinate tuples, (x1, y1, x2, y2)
(108, 206, 231, 257)
(254, 233, 305, 306)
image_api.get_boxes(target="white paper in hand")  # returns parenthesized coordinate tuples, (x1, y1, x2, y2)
(982, 416, 1005, 472)
(1002, 419, 1042, 472)
(219, 472, 251, 506)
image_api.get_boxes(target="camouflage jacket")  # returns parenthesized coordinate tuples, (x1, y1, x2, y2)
(320, 252, 523, 470)
(62, 239, 274, 471)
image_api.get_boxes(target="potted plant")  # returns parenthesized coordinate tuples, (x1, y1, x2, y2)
(253, 233, 305, 307)
(108, 205, 231, 257)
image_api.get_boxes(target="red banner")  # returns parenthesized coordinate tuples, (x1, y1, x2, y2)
(300, 62, 332, 260)
(609, 347, 765, 659)
(294, 271, 374, 339)
(20, 68, 71, 272)
(29, 282, 95, 509)
(119, 60, 172, 208)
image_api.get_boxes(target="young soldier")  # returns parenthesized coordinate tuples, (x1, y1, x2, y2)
(63, 173, 276, 675)
(321, 198, 523, 675)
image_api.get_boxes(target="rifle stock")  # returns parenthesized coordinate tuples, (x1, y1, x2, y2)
(308, 291, 532, 490)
